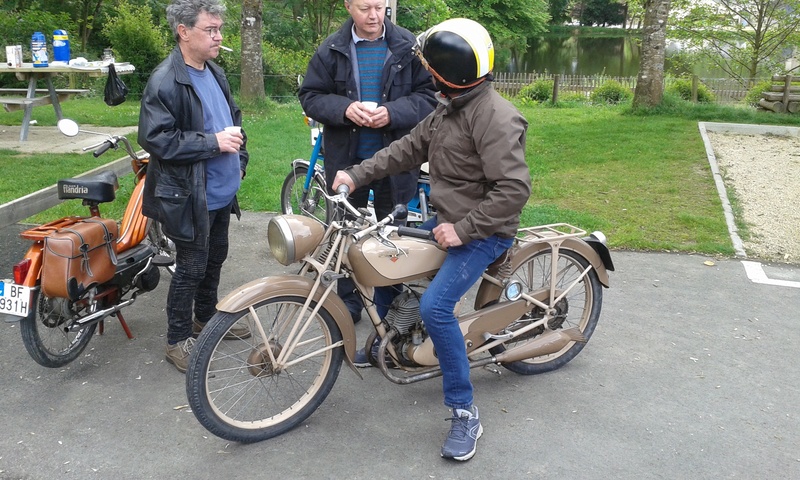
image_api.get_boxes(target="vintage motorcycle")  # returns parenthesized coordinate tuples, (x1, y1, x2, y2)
(1, 119, 175, 368)
(186, 187, 614, 443)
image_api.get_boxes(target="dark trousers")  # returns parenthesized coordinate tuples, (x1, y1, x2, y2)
(338, 177, 394, 321)
(166, 203, 232, 344)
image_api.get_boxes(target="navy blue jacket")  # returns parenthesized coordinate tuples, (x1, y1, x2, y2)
(298, 19, 435, 204)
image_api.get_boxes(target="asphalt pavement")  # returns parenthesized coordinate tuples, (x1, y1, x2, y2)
(2, 123, 800, 479)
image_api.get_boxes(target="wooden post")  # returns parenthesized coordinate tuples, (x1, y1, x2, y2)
(782, 75, 793, 112)
(691, 75, 698, 103)
(552, 74, 560, 104)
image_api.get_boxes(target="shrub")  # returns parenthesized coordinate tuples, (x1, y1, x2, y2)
(590, 79, 633, 104)
(102, 1, 170, 96)
(666, 77, 715, 103)
(743, 80, 774, 107)
(518, 79, 554, 103)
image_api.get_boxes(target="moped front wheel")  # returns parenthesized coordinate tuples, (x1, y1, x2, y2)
(280, 166, 331, 225)
(490, 249, 603, 375)
(19, 289, 97, 368)
(146, 220, 176, 276)
(186, 295, 344, 443)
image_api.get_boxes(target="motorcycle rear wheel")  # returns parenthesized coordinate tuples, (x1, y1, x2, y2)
(186, 295, 344, 443)
(19, 289, 98, 368)
(490, 249, 603, 375)
(280, 166, 331, 225)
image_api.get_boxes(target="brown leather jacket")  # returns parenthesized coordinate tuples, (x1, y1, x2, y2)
(346, 81, 531, 244)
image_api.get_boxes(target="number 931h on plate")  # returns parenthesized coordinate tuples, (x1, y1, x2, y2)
(0, 281, 31, 318)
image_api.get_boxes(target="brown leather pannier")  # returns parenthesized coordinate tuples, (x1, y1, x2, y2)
(41, 218, 118, 300)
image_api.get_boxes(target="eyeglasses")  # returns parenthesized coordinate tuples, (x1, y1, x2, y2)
(193, 26, 222, 39)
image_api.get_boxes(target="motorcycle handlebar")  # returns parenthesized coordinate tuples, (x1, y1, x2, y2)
(397, 226, 435, 241)
(92, 141, 114, 158)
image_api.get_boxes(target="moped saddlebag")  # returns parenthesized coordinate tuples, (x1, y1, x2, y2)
(41, 218, 118, 300)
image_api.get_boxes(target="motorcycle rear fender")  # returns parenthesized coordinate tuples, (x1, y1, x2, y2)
(475, 237, 611, 310)
(215, 275, 357, 367)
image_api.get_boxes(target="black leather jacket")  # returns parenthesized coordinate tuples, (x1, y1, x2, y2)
(298, 19, 435, 203)
(139, 47, 248, 248)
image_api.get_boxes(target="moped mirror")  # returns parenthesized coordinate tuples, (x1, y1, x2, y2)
(57, 118, 80, 137)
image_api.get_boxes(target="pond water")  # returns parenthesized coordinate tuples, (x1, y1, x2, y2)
(497, 34, 725, 78)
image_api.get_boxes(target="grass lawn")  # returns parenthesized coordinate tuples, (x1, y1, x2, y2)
(2, 93, 798, 257)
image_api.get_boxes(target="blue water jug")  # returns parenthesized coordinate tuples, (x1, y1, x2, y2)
(53, 29, 70, 63)
(31, 31, 48, 67)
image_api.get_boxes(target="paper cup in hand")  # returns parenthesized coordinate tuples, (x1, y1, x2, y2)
(362, 101, 378, 112)
(225, 126, 241, 134)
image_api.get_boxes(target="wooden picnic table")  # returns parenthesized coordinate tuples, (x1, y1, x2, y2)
(0, 62, 135, 141)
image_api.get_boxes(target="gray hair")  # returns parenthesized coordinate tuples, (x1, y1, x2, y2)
(166, 0, 226, 42)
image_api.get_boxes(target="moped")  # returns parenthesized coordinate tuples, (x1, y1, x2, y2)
(186, 186, 614, 443)
(1, 119, 175, 368)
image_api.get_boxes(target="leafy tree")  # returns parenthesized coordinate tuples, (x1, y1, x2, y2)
(576, 0, 626, 26)
(547, 0, 571, 25)
(397, 0, 451, 33)
(449, 0, 550, 57)
(102, 1, 169, 95)
(632, 0, 670, 107)
(0, 8, 76, 59)
(670, 0, 800, 86)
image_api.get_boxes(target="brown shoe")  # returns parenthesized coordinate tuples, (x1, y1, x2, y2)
(165, 337, 196, 373)
(192, 320, 252, 340)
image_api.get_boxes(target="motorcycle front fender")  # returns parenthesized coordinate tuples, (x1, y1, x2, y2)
(215, 275, 357, 368)
(475, 237, 611, 310)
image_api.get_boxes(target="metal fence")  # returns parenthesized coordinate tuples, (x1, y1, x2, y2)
(492, 72, 754, 104)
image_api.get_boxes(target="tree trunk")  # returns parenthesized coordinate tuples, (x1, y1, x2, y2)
(240, 0, 266, 102)
(632, 0, 671, 108)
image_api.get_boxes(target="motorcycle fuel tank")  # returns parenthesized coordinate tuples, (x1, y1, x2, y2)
(348, 235, 446, 287)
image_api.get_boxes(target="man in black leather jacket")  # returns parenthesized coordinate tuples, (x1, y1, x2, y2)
(138, 0, 249, 373)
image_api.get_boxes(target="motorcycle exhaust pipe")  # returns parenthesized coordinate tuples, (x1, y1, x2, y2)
(494, 327, 586, 364)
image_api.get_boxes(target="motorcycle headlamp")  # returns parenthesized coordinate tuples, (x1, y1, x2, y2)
(267, 215, 325, 266)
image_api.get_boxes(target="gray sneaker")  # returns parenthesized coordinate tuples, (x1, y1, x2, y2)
(441, 405, 483, 461)
(165, 337, 196, 373)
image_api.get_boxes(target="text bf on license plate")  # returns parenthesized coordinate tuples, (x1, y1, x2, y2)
(0, 281, 31, 317)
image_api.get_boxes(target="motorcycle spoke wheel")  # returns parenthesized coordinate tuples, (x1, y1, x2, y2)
(19, 290, 97, 368)
(280, 166, 331, 225)
(186, 295, 344, 443)
(146, 220, 176, 275)
(490, 249, 603, 375)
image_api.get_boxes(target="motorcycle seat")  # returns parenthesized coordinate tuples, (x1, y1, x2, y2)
(56, 171, 119, 203)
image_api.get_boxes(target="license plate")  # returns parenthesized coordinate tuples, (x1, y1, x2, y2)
(0, 281, 32, 318)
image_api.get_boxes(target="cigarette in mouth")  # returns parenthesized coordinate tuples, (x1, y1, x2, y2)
(220, 45, 233, 52)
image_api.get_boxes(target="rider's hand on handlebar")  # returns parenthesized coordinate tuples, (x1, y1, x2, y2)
(432, 223, 463, 248)
(332, 171, 355, 194)
(215, 129, 243, 153)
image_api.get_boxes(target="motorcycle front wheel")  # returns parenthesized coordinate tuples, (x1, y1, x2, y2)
(280, 166, 331, 225)
(490, 249, 603, 375)
(186, 295, 344, 443)
(19, 289, 98, 368)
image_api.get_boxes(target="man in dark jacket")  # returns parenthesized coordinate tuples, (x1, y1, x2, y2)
(139, 0, 249, 373)
(298, 0, 436, 329)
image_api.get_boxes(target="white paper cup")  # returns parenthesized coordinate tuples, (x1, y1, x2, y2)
(362, 101, 378, 111)
(224, 126, 241, 134)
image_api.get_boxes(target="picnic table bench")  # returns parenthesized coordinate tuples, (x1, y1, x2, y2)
(0, 88, 90, 112)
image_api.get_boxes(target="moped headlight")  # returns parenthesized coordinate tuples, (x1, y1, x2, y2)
(267, 215, 325, 266)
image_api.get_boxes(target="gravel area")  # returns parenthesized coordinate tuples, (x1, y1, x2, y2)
(707, 131, 800, 264)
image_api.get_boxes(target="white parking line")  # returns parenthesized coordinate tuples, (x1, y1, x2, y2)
(742, 261, 800, 289)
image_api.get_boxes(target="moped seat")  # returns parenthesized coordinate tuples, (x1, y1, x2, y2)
(57, 171, 119, 203)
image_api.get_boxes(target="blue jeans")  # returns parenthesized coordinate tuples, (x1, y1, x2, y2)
(166, 202, 232, 344)
(417, 217, 513, 409)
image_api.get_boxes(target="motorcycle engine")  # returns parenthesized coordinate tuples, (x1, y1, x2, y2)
(385, 290, 422, 335)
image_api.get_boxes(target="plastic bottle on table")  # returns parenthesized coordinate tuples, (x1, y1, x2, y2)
(31, 31, 48, 67)
(53, 29, 70, 63)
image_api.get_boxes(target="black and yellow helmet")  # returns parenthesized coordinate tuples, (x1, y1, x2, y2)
(415, 18, 494, 90)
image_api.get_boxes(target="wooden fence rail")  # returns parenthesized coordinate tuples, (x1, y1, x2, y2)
(492, 72, 752, 104)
